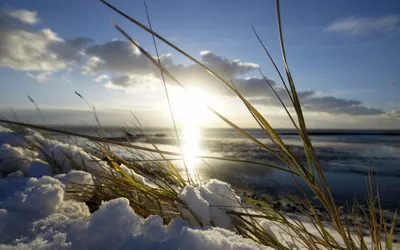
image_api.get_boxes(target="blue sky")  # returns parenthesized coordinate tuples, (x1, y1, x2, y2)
(0, 0, 400, 128)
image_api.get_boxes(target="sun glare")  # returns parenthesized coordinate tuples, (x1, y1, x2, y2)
(169, 87, 209, 181)
(171, 87, 212, 126)
(181, 126, 201, 180)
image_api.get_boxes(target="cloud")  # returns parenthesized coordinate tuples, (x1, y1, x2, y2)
(387, 109, 400, 118)
(302, 96, 384, 115)
(200, 51, 259, 76)
(7, 9, 39, 24)
(83, 40, 153, 75)
(94, 74, 109, 82)
(66, 37, 93, 49)
(84, 46, 385, 116)
(0, 9, 89, 80)
(0, 9, 389, 118)
(326, 15, 400, 35)
(250, 89, 384, 116)
(27, 71, 53, 82)
(104, 74, 160, 91)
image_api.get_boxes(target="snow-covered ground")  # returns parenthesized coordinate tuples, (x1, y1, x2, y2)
(0, 125, 396, 249)
(0, 126, 273, 249)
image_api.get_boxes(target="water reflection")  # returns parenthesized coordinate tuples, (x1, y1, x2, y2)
(181, 126, 201, 181)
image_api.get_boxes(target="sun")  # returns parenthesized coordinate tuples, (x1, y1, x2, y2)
(170, 87, 212, 126)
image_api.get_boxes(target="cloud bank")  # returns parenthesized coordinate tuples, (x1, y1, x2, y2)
(0, 8, 396, 119)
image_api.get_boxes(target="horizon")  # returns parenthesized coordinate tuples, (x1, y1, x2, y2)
(1, 0, 400, 129)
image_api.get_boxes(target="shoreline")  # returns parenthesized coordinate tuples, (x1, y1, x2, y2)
(232, 185, 400, 242)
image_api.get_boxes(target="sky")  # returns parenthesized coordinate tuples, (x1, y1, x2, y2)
(0, 0, 400, 128)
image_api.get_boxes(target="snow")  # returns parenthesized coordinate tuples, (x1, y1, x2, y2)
(0, 126, 271, 249)
(0, 182, 268, 250)
(178, 185, 211, 226)
(0, 176, 90, 244)
(0, 144, 37, 177)
(200, 179, 242, 229)
(28, 159, 54, 178)
(0, 125, 397, 249)
(119, 164, 155, 188)
(0, 127, 27, 147)
(178, 179, 243, 229)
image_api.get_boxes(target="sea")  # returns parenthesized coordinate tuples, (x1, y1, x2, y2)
(51, 126, 400, 211)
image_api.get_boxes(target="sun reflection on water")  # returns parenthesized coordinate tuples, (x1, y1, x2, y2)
(181, 126, 201, 181)
(169, 87, 212, 182)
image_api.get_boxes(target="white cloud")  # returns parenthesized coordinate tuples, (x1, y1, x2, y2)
(0, 9, 88, 75)
(7, 9, 39, 24)
(27, 71, 53, 82)
(94, 74, 109, 82)
(326, 15, 400, 35)
(0, 28, 69, 71)
(387, 109, 400, 118)
(82, 56, 103, 75)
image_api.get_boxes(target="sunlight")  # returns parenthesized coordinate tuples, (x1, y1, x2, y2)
(168, 87, 209, 181)
(181, 126, 201, 181)
(171, 87, 213, 126)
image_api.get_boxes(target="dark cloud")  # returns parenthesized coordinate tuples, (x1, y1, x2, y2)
(104, 74, 160, 91)
(303, 96, 384, 115)
(83, 40, 154, 75)
(84, 45, 386, 116)
(66, 37, 93, 49)
(250, 89, 384, 116)
(200, 51, 258, 76)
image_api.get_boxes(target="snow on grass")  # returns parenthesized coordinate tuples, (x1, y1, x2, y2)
(0, 126, 271, 249)
(0, 144, 38, 177)
(178, 179, 244, 229)
(0, 127, 27, 147)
